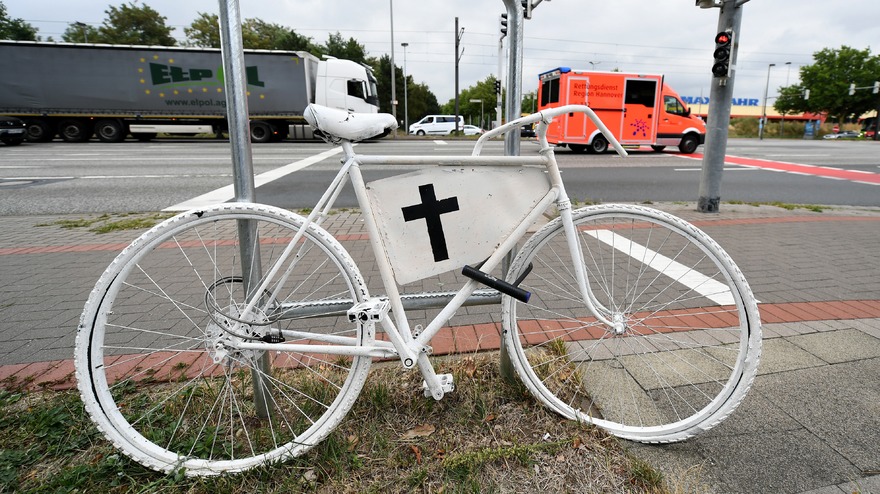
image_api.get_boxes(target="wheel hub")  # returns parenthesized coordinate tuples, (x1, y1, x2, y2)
(206, 304, 269, 364)
(610, 312, 628, 335)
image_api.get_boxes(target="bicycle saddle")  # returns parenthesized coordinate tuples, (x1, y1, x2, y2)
(304, 104, 398, 143)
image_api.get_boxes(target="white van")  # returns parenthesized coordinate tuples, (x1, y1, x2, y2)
(408, 115, 464, 135)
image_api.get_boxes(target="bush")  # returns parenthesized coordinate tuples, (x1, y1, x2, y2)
(728, 118, 812, 139)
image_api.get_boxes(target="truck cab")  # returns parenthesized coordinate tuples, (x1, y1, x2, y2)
(315, 57, 379, 114)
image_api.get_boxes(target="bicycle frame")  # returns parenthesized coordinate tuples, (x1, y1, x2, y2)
(234, 105, 628, 399)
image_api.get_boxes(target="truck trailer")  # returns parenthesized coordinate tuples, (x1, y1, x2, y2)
(537, 68, 706, 154)
(0, 41, 379, 143)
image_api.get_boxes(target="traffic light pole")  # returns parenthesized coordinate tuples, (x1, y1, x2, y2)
(698, 0, 744, 213)
(502, 0, 524, 157)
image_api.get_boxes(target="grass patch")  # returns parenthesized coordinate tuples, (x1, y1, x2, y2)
(726, 200, 825, 212)
(36, 212, 175, 234)
(0, 355, 674, 493)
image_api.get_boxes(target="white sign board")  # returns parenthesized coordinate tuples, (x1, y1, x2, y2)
(366, 166, 551, 285)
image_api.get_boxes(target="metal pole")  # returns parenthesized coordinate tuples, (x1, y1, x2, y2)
(781, 61, 791, 137)
(401, 42, 409, 132)
(469, 98, 484, 129)
(759, 63, 775, 140)
(218, 0, 270, 417)
(502, 0, 524, 157)
(74, 22, 88, 43)
(454, 17, 461, 134)
(498, 0, 524, 382)
(218, 0, 255, 203)
(389, 0, 397, 128)
(496, 35, 504, 130)
(697, 0, 743, 213)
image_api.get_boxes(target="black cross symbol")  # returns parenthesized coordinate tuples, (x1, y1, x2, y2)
(402, 184, 460, 262)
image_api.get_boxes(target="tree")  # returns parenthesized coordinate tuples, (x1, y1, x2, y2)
(241, 19, 292, 50)
(323, 32, 367, 65)
(184, 13, 318, 52)
(61, 22, 100, 43)
(182, 12, 219, 47)
(776, 46, 880, 124)
(369, 54, 439, 125)
(441, 76, 500, 128)
(369, 54, 403, 116)
(0, 1, 37, 40)
(405, 81, 441, 128)
(277, 30, 316, 52)
(77, 2, 177, 46)
(774, 84, 809, 119)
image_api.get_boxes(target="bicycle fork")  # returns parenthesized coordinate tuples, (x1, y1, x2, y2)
(542, 147, 620, 332)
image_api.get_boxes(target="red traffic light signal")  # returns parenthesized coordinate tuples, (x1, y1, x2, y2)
(712, 30, 734, 78)
(715, 32, 731, 45)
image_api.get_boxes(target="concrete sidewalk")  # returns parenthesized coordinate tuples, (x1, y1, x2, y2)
(0, 202, 878, 493)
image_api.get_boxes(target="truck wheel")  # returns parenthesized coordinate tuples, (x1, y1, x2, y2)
(678, 134, 699, 154)
(568, 144, 587, 153)
(651, 145, 667, 152)
(24, 119, 53, 142)
(95, 120, 125, 143)
(416, 130, 426, 136)
(589, 135, 608, 154)
(59, 119, 91, 143)
(250, 121, 273, 143)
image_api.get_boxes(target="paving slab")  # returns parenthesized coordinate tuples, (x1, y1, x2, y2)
(1, 205, 879, 493)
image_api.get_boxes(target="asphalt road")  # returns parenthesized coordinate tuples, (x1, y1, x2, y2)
(0, 137, 877, 215)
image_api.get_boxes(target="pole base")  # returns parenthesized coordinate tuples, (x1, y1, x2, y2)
(697, 196, 721, 213)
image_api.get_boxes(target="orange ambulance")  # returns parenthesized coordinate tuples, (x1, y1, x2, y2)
(537, 68, 706, 154)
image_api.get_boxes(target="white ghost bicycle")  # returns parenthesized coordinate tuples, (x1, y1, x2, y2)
(75, 104, 761, 476)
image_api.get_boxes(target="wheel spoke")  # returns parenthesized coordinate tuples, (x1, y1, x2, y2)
(505, 205, 761, 443)
(76, 204, 371, 475)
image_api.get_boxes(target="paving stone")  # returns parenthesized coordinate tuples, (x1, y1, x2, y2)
(787, 329, 880, 364)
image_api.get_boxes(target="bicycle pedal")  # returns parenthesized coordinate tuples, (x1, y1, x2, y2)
(422, 373, 454, 398)
(347, 297, 390, 323)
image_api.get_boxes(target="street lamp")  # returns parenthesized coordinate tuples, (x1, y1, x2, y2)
(781, 61, 791, 137)
(401, 42, 409, 132)
(759, 63, 775, 140)
(389, 0, 397, 127)
(74, 21, 88, 43)
(469, 99, 484, 129)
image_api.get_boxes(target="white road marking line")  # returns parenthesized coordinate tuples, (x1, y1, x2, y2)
(433, 140, 448, 145)
(164, 146, 344, 211)
(584, 229, 741, 306)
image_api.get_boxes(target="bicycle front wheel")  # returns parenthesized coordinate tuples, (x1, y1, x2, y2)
(75, 203, 371, 475)
(503, 204, 761, 443)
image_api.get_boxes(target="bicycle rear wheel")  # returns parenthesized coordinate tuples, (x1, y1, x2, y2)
(75, 203, 371, 475)
(503, 204, 761, 443)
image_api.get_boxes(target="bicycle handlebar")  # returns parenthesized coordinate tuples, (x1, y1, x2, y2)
(473, 104, 628, 158)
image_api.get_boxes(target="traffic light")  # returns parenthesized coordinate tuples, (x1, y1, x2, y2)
(849, 83, 856, 96)
(874, 81, 879, 94)
(522, 0, 532, 19)
(494, 79, 501, 94)
(500, 13, 508, 37)
(712, 30, 733, 78)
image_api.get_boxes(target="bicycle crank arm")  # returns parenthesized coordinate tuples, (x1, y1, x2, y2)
(462, 264, 531, 303)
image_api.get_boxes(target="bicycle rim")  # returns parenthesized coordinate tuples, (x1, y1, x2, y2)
(503, 204, 761, 442)
(75, 203, 371, 475)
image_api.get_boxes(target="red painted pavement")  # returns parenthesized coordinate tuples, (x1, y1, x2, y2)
(682, 153, 880, 185)
(4, 299, 879, 392)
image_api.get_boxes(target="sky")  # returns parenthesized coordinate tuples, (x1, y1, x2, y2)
(7, 0, 880, 108)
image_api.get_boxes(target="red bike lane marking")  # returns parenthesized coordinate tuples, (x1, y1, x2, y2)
(681, 153, 880, 185)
